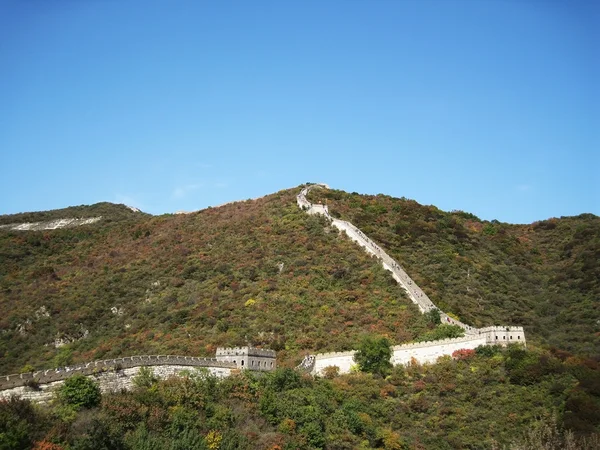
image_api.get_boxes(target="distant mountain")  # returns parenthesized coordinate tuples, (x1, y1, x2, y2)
(0, 186, 597, 375)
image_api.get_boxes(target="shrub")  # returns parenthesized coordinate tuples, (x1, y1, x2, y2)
(452, 349, 476, 361)
(415, 325, 464, 342)
(322, 366, 340, 379)
(133, 366, 158, 389)
(354, 336, 392, 377)
(56, 375, 101, 409)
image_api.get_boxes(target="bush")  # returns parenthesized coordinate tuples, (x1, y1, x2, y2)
(56, 375, 101, 409)
(415, 325, 464, 342)
(354, 336, 392, 377)
(133, 366, 158, 389)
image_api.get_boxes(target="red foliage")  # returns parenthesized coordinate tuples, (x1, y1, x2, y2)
(32, 442, 64, 450)
(452, 349, 476, 360)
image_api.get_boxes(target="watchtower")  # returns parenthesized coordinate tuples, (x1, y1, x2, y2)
(215, 346, 276, 371)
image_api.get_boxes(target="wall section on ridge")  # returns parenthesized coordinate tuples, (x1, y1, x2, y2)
(391, 336, 487, 366)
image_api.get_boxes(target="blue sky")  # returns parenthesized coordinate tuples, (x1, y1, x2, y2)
(1, 1, 598, 224)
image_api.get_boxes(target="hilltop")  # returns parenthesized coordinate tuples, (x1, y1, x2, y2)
(0, 186, 598, 376)
(0, 202, 146, 227)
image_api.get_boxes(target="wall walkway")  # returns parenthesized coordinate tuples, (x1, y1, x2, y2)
(297, 184, 475, 332)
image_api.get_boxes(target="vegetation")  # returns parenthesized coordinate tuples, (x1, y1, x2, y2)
(56, 375, 101, 410)
(1, 346, 599, 449)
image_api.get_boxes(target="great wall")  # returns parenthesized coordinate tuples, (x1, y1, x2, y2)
(0, 184, 525, 400)
(296, 183, 525, 375)
(0, 347, 276, 402)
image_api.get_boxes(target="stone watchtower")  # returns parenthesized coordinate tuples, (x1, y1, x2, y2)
(215, 346, 276, 371)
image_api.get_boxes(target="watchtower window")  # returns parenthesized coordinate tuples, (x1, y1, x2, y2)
(518, 336, 521, 340)
(241, 360, 244, 366)
(503, 336, 506, 340)
(510, 336, 513, 340)
(495, 336, 498, 340)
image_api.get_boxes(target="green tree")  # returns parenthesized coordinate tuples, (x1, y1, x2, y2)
(415, 324, 464, 342)
(354, 336, 392, 377)
(425, 308, 441, 325)
(56, 375, 101, 409)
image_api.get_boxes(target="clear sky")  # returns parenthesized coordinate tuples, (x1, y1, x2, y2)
(1, 1, 598, 224)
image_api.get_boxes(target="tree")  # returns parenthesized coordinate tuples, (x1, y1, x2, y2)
(354, 336, 392, 377)
(425, 308, 441, 325)
(56, 375, 101, 409)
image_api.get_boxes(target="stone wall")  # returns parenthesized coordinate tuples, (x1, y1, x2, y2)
(297, 185, 475, 332)
(0, 365, 233, 403)
(310, 336, 489, 375)
(297, 184, 527, 376)
(313, 351, 357, 375)
(391, 335, 487, 365)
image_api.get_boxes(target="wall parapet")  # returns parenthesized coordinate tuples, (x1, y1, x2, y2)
(215, 346, 276, 358)
(478, 326, 525, 333)
(0, 355, 237, 391)
(392, 335, 485, 351)
(314, 350, 356, 360)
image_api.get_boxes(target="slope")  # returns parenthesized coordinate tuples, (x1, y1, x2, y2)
(0, 189, 432, 374)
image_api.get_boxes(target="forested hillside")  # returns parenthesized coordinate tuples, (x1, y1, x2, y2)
(1, 186, 599, 377)
(2, 185, 600, 448)
(307, 188, 600, 358)
(0, 189, 434, 375)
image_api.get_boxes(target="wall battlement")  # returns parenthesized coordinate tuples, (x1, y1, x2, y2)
(0, 355, 237, 391)
(391, 335, 485, 351)
(479, 326, 525, 332)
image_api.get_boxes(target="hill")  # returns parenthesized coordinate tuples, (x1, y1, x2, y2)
(0, 186, 598, 377)
(0, 189, 433, 375)
(0, 202, 145, 227)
